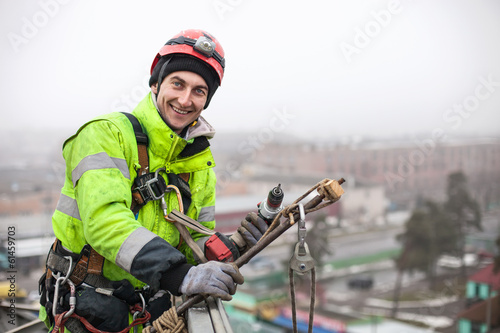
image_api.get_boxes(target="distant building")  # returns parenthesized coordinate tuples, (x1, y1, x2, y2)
(249, 138, 500, 210)
(0, 166, 63, 217)
(457, 263, 500, 332)
(0, 190, 59, 217)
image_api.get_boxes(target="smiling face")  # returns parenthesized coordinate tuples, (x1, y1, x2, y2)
(151, 71, 209, 134)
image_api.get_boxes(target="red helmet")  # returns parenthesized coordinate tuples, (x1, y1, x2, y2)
(150, 29, 225, 85)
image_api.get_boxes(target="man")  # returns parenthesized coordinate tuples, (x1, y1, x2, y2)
(39, 29, 269, 332)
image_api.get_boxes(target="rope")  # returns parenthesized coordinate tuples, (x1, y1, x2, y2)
(288, 267, 316, 333)
(142, 307, 187, 333)
(52, 305, 151, 333)
(285, 181, 326, 333)
(309, 268, 316, 332)
(288, 267, 297, 333)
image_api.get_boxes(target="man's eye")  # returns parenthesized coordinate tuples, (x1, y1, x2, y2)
(196, 88, 206, 95)
(173, 81, 181, 87)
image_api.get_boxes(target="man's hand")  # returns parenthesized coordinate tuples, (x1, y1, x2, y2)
(179, 261, 244, 301)
(236, 212, 269, 249)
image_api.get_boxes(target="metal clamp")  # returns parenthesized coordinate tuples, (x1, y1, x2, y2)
(135, 168, 167, 202)
(289, 203, 315, 275)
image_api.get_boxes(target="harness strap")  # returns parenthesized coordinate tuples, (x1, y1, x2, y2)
(122, 112, 192, 215)
(122, 112, 150, 215)
(46, 241, 112, 289)
(178, 173, 189, 183)
(167, 210, 215, 236)
(166, 209, 215, 263)
(45, 239, 58, 284)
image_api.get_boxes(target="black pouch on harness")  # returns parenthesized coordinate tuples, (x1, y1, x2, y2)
(63, 285, 130, 331)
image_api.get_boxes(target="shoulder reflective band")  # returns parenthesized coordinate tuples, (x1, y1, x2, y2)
(72, 152, 130, 186)
(56, 194, 81, 220)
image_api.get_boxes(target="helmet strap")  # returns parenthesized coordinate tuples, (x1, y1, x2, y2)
(154, 56, 172, 99)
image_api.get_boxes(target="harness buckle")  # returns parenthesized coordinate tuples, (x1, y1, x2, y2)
(134, 168, 167, 202)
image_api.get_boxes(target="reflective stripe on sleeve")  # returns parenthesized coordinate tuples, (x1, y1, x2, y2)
(55, 194, 81, 220)
(115, 227, 158, 272)
(72, 152, 130, 186)
(198, 206, 215, 222)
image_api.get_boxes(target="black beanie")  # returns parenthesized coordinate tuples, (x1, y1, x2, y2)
(149, 55, 219, 109)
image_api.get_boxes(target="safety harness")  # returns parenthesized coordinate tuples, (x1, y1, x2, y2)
(121, 112, 192, 216)
(40, 112, 212, 332)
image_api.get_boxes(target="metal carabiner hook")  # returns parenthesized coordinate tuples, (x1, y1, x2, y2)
(298, 202, 305, 222)
(52, 276, 65, 316)
(60, 256, 73, 286)
(297, 203, 306, 248)
(63, 280, 76, 318)
(132, 292, 147, 333)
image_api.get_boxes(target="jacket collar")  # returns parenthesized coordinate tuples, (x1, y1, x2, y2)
(185, 116, 215, 141)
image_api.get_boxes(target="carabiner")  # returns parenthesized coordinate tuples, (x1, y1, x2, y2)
(60, 256, 73, 286)
(297, 203, 306, 250)
(132, 292, 147, 333)
(162, 184, 185, 220)
(52, 276, 65, 316)
(63, 280, 76, 318)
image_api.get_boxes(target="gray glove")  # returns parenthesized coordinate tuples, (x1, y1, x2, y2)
(179, 261, 244, 301)
(237, 212, 269, 249)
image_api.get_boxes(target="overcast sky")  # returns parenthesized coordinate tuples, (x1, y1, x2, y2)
(1, 0, 499, 142)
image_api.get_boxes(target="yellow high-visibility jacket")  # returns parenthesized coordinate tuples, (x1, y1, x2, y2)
(40, 93, 217, 326)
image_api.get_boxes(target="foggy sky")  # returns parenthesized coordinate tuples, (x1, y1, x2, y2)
(1, 0, 500, 142)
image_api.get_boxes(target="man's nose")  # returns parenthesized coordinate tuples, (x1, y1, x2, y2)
(178, 90, 192, 107)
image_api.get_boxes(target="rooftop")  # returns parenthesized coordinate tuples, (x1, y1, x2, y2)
(468, 263, 500, 290)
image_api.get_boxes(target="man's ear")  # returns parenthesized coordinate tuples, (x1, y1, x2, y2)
(151, 83, 158, 95)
